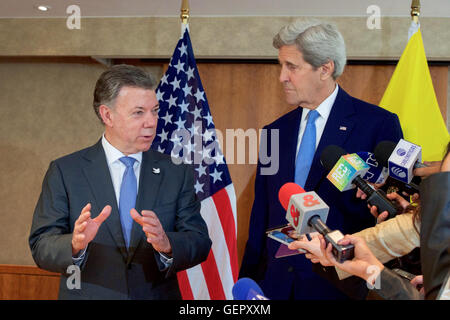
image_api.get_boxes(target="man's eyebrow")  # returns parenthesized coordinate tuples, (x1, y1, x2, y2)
(131, 104, 159, 111)
(278, 59, 297, 67)
(285, 61, 297, 67)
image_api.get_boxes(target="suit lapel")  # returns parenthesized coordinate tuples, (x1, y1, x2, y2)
(127, 150, 163, 264)
(305, 88, 356, 191)
(81, 140, 129, 262)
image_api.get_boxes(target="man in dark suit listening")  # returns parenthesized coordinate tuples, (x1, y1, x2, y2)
(29, 64, 211, 299)
(239, 19, 403, 299)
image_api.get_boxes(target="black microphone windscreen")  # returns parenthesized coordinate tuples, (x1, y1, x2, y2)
(320, 145, 346, 171)
(374, 141, 396, 168)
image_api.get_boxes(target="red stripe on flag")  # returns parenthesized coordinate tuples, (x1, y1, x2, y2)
(201, 249, 226, 300)
(177, 270, 194, 300)
(211, 188, 239, 282)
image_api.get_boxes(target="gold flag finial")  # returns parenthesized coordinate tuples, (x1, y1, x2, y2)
(181, 0, 190, 24)
(411, 0, 420, 23)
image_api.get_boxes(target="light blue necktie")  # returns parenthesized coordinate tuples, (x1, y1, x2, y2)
(295, 110, 320, 188)
(119, 156, 137, 249)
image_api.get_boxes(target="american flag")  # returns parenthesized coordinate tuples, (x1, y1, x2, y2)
(151, 25, 238, 300)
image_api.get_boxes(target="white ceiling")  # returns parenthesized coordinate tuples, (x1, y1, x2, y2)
(0, 0, 449, 18)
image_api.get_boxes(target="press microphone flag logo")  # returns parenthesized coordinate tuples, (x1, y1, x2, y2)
(388, 139, 422, 183)
(327, 153, 370, 191)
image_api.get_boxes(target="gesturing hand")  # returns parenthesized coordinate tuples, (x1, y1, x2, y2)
(72, 203, 111, 256)
(130, 209, 172, 255)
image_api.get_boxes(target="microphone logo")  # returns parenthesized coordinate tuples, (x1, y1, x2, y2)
(396, 148, 407, 157)
(290, 206, 299, 227)
(365, 152, 379, 167)
(391, 166, 407, 178)
(303, 194, 320, 207)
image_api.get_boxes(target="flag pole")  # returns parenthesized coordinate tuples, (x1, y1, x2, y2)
(411, 0, 420, 23)
(408, 0, 420, 40)
(180, 0, 190, 36)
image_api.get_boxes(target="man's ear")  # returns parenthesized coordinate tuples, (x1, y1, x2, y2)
(99, 105, 113, 127)
(320, 60, 335, 80)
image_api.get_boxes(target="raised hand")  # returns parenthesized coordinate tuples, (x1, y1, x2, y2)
(71, 203, 111, 256)
(130, 209, 172, 254)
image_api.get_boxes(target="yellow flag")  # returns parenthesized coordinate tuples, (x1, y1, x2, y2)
(380, 23, 449, 161)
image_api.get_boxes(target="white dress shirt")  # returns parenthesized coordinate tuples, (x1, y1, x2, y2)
(295, 84, 339, 157)
(101, 134, 142, 206)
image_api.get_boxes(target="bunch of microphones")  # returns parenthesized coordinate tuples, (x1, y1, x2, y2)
(323, 138, 428, 220)
(233, 138, 433, 300)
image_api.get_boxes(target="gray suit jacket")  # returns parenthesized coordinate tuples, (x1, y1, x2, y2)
(29, 140, 211, 299)
(372, 268, 422, 300)
(371, 171, 450, 300)
(419, 171, 450, 299)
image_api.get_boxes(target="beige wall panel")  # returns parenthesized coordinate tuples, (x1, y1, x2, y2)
(0, 60, 161, 265)
(0, 60, 106, 265)
(0, 17, 449, 60)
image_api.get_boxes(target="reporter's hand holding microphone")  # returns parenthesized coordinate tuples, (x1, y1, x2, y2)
(356, 189, 415, 223)
(288, 231, 385, 288)
(323, 235, 384, 286)
(288, 232, 334, 266)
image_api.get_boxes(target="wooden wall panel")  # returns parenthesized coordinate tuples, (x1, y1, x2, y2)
(0, 265, 60, 300)
(339, 65, 447, 120)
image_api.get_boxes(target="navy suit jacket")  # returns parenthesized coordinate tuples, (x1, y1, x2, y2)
(240, 88, 403, 299)
(29, 140, 211, 299)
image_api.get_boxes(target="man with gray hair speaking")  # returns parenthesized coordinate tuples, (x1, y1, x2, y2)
(240, 19, 403, 299)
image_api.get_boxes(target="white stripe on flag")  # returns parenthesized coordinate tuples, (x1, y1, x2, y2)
(225, 184, 238, 235)
(185, 264, 210, 300)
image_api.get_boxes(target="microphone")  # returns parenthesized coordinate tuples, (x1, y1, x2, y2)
(279, 182, 328, 235)
(321, 145, 398, 219)
(322, 146, 371, 192)
(374, 139, 426, 184)
(374, 140, 422, 195)
(356, 151, 389, 185)
(278, 183, 354, 263)
(232, 278, 269, 300)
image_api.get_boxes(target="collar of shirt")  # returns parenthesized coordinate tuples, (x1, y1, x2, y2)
(101, 134, 142, 167)
(101, 134, 143, 204)
(296, 84, 339, 155)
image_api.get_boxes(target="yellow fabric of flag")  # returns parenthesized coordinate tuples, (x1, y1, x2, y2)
(379, 27, 449, 161)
